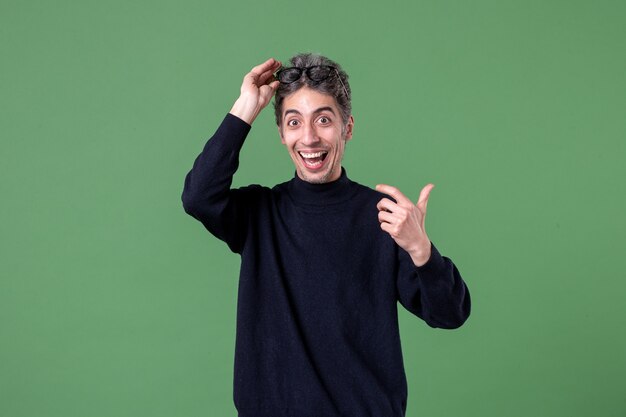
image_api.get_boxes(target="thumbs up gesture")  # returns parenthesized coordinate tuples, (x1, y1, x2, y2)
(376, 183, 435, 267)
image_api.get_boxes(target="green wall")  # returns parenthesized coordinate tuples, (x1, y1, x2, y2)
(1, 1, 624, 416)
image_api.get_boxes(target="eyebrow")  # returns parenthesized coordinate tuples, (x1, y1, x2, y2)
(283, 106, 337, 117)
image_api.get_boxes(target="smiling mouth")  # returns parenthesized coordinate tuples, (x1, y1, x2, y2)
(298, 151, 328, 169)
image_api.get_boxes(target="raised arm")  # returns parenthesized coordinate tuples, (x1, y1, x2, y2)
(181, 58, 281, 252)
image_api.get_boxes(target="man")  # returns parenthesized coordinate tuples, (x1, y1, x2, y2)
(182, 53, 471, 417)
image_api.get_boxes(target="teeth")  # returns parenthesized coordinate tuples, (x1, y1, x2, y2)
(299, 151, 327, 158)
(303, 159, 323, 168)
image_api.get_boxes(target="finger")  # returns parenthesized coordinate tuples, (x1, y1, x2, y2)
(258, 63, 281, 85)
(263, 73, 278, 85)
(416, 183, 435, 211)
(246, 68, 277, 86)
(258, 81, 280, 103)
(379, 221, 394, 235)
(378, 210, 395, 224)
(258, 80, 277, 95)
(258, 71, 277, 86)
(375, 184, 413, 207)
(246, 60, 281, 86)
(376, 197, 398, 213)
(250, 58, 281, 76)
(262, 79, 280, 92)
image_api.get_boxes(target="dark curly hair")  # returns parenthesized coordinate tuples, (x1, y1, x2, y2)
(273, 53, 352, 128)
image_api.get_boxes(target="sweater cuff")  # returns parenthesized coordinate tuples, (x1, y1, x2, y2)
(415, 242, 446, 276)
(205, 113, 253, 154)
(224, 112, 252, 132)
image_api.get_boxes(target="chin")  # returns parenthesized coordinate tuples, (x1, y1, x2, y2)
(297, 168, 336, 184)
(302, 176, 329, 184)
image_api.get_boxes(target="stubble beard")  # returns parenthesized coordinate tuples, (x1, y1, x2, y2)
(299, 168, 334, 184)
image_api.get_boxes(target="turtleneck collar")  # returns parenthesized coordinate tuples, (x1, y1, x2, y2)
(286, 168, 356, 206)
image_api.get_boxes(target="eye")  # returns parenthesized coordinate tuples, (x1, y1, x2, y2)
(317, 116, 331, 125)
(287, 119, 300, 127)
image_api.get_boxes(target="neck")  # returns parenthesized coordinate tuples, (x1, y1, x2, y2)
(287, 168, 355, 206)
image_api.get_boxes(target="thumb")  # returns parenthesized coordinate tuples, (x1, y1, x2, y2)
(416, 183, 435, 211)
(259, 80, 280, 103)
(269, 79, 280, 91)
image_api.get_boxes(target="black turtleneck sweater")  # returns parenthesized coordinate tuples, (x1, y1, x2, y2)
(181, 113, 471, 417)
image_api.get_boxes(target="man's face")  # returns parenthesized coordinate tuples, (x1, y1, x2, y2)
(278, 87, 354, 184)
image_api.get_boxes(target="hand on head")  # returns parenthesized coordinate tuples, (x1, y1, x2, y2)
(230, 58, 282, 125)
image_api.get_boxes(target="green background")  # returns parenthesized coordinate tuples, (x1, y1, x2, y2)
(1, 0, 625, 416)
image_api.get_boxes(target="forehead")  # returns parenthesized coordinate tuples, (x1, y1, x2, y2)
(282, 87, 339, 116)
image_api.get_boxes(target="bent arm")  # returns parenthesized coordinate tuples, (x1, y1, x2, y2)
(181, 114, 252, 253)
(181, 58, 281, 253)
(396, 242, 471, 329)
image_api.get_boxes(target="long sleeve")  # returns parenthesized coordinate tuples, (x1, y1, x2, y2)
(396, 242, 471, 329)
(181, 113, 253, 253)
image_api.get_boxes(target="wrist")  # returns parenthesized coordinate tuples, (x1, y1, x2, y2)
(229, 94, 260, 125)
(408, 240, 432, 267)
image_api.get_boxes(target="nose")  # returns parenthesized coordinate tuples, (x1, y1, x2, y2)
(301, 122, 320, 146)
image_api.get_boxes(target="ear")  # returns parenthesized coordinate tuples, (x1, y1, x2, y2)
(344, 115, 355, 142)
(278, 124, 286, 144)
